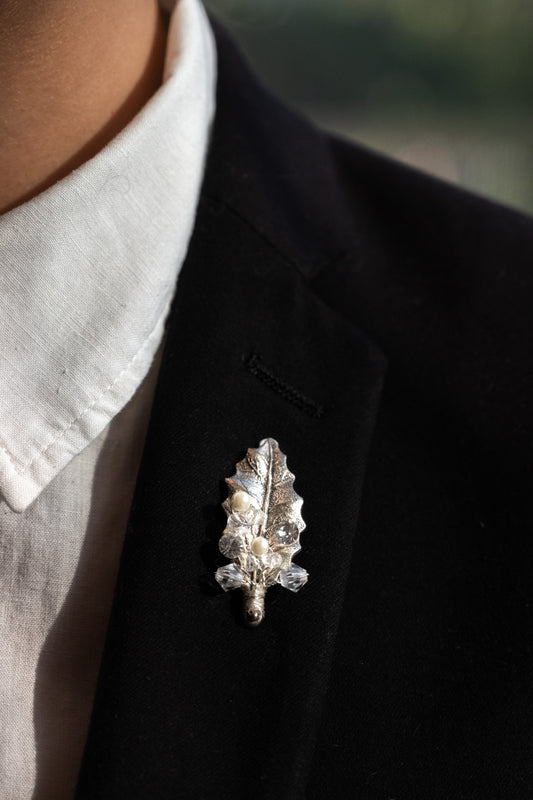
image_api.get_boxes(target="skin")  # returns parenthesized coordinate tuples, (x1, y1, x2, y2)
(0, 0, 169, 214)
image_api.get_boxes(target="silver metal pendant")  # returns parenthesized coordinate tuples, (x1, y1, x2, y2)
(215, 437, 308, 626)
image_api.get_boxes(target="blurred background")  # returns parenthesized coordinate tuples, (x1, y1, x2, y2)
(205, 0, 533, 216)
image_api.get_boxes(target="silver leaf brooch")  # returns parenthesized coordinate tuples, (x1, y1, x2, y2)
(215, 437, 308, 626)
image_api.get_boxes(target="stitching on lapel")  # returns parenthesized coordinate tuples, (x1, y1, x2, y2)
(245, 352, 325, 419)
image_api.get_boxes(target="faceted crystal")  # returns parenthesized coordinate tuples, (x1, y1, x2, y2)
(219, 533, 246, 559)
(279, 563, 308, 592)
(273, 521, 299, 547)
(215, 564, 245, 591)
(263, 551, 282, 570)
(240, 553, 262, 574)
(224, 523, 251, 537)
(249, 507, 267, 525)
(227, 507, 266, 528)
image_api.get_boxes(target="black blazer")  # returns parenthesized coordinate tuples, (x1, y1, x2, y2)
(76, 22, 533, 800)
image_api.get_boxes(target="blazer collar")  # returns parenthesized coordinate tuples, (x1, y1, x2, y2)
(76, 25, 387, 800)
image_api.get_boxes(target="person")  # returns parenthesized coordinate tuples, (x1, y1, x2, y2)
(1, 0, 532, 798)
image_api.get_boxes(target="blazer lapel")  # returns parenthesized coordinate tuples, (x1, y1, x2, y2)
(76, 192, 386, 799)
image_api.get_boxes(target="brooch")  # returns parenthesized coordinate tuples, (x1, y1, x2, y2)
(215, 437, 308, 626)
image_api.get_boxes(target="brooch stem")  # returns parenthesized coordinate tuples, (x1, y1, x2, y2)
(243, 585, 266, 627)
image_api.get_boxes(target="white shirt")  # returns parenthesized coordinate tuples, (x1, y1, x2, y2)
(0, 0, 216, 797)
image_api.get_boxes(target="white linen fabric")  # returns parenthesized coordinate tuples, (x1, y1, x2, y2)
(0, 0, 216, 797)
(0, 0, 215, 514)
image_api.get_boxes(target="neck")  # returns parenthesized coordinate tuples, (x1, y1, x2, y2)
(0, 0, 168, 214)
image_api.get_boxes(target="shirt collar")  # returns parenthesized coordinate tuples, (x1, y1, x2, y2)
(0, 0, 216, 512)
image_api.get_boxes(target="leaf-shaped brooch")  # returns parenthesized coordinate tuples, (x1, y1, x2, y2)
(215, 437, 308, 626)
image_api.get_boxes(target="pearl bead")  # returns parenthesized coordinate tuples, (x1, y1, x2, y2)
(232, 490, 251, 512)
(251, 536, 269, 556)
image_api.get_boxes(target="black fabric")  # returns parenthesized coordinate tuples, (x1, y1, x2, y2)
(76, 20, 533, 800)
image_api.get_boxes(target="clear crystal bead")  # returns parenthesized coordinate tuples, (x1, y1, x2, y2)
(215, 564, 245, 591)
(279, 563, 308, 592)
(273, 521, 299, 547)
(263, 551, 282, 570)
(240, 553, 262, 574)
(219, 533, 246, 558)
(224, 523, 250, 536)
(223, 526, 253, 548)
(227, 507, 266, 528)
